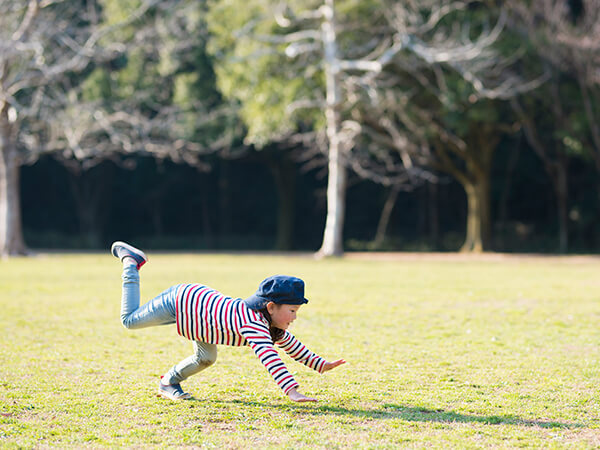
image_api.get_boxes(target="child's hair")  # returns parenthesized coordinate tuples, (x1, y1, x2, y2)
(255, 306, 285, 342)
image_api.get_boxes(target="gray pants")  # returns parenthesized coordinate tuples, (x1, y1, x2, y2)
(120, 264, 217, 384)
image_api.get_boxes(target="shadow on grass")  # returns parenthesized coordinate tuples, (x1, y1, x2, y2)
(315, 404, 580, 429)
(210, 400, 580, 429)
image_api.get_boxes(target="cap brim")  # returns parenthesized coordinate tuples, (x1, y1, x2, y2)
(244, 295, 308, 308)
(285, 298, 309, 305)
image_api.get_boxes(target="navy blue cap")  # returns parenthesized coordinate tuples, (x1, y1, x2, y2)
(244, 275, 309, 309)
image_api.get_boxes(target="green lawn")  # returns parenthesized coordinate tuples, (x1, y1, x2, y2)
(1, 252, 599, 448)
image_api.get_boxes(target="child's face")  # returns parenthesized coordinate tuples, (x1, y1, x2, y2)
(267, 303, 301, 330)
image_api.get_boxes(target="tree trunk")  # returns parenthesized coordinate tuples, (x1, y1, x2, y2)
(201, 177, 214, 247)
(317, 0, 346, 257)
(459, 167, 491, 253)
(497, 139, 521, 251)
(512, 99, 571, 254)
(269, 158, 296, 251)
(0, 109, 26, 257)
(553, 161, 569, 253)
(458, 126, 496, 253)
(535, 158, 570, 254)
(480, 172, 492, 250)
(428, 181, 439, 249)
(319, 133, 346, 257)
(461, 182, 482, 252)
(374, 184, 400, 247)
(218, 160, 232, 239)
(66, 163, 114, 248)
(0, 144, 26, 257)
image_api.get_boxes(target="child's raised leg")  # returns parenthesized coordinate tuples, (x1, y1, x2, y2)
(111, 241, 176, 329)
(119, 265, 178, 329)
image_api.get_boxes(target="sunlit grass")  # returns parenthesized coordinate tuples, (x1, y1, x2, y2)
(1, 251, 599, 448)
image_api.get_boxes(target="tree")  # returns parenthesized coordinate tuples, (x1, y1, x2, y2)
(433, 102, 514, 252)
(355, 84, 517, 252)
(508, 0, 600, 252)
(1, 0, 243, 256)
(0, 0, 164, 257)
(515, 0, 600, 173)
(208, 0, 525, 255)
(328, 2, 541, 252)
(207, 0, 351, 256)
(208, 0, 417, 256)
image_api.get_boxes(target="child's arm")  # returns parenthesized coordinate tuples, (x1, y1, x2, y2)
(240, 325, 302, 395)
(276, 331, 346, 374)
(322, 359, 346, 372)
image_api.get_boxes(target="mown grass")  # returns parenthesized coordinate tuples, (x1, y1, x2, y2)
(1, 251, 599, 448)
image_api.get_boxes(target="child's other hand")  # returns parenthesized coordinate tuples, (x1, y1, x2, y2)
(322, 359, 346, 372)
(288, 388, 317, 402)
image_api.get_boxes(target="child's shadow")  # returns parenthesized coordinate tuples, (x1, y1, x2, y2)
(215, 400, 580, 429)
(309, 404, 580, 429)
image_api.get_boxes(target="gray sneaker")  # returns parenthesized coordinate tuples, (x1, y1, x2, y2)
(110, 241, 148, 270)
(157, 379, 192, 401)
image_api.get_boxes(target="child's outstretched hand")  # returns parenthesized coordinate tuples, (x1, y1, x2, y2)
(322, 359, 346, 372)
(288, 387, 317, 402)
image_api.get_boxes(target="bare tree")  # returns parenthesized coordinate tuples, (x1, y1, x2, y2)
(355, 85, 518, 252)
(205, 0, 547, 254)
(0, 0, 241, 256)
(48, 101, 237, 171)
(0, 0, 162, 256)
(508, 0, 600, 252)
(265, 0, 404, 256)
(321, 2, 541, 252)
(208, 0, 405, 256)
(516, 0, 600, 172)
(236, 0, 525, 256)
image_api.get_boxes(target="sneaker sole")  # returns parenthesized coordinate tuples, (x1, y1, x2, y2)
(157, 390, 192, 401)
(111, 241, 148, 266)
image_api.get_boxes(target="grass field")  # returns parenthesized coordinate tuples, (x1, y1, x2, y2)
(1, 251, 599, 448)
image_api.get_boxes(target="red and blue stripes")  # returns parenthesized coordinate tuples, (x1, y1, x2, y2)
(174, 283, 325, 393)
(175, 283, 244, 346)
(278, 331, 326, 373)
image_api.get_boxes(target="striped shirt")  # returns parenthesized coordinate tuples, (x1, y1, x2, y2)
(174, 283, 326, 394)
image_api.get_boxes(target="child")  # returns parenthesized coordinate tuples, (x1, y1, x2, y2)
(111, 241, 346, 402)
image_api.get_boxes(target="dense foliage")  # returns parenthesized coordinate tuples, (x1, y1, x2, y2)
(5, 0, 600, 253)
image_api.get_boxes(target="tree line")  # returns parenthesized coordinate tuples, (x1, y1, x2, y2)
(1, 0, 599, 257)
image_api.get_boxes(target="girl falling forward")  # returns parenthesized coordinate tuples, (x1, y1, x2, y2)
(111, 241, 346, 402)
